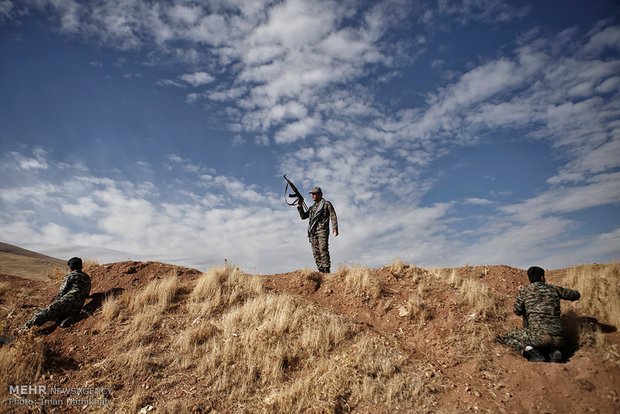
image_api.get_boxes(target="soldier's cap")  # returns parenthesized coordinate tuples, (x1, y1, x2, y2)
(309, 187, 322, 194)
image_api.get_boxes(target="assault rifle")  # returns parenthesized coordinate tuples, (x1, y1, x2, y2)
(283, 175, 308, 211)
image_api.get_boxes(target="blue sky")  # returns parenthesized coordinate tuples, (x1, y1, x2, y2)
(1, 0, 619, 274)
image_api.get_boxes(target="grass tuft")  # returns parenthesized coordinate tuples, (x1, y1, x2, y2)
(131, 274, 180, 313)
(0, 333, 46, 401)
(402, 295, 430, 322)
(338, 265, 383, 302)
(189, 264, 263, 314)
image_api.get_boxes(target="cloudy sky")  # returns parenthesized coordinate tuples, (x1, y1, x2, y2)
(1, 0, 619, 274)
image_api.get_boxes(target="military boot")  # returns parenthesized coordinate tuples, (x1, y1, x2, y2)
(524, 346, 545, 362)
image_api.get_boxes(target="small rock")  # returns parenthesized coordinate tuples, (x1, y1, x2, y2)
(138, 405, 154, 414)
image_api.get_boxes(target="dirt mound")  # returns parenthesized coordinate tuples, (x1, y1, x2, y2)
(264, 264, 619, 413)
(1, 261, 618, 413)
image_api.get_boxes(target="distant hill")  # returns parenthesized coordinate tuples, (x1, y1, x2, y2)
(0, 242, 65, 280)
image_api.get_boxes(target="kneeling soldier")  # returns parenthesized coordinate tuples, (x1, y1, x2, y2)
(503, 266, 579, 362)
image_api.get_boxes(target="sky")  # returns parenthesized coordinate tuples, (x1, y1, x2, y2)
(1, 0, 619, 274)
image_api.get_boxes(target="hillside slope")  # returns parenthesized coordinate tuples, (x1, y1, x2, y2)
(1, 259, 619, 413)
(0, 242, 65, 281)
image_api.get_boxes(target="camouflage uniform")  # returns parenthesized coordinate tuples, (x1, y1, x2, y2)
(503, 281, 580, 355)
(298, 199, 338, 273)
(24, 270, 91, 328)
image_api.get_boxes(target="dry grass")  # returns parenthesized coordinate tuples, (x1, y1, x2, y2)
(0, 281, 9, 299)
(338, 264, 383, 302)
(458, 278, 504, 319)
(559, 263, 620, 363)
(431, 268, 505, 321)
(402, 295, 430, 322)
(95, 264, 434, 412)
(424, 266, 507, 366)
(131, 274, 180, 313)
(561, 262, 620, 326)
(387, 258, 429, 282)
(188, 264, 263, 314)
(0, 333, 46, 402)
(100, 294, 120, 321)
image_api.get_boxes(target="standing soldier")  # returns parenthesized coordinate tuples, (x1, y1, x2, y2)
(503, 266, 580, 362)
(20, 257, 91, 333)
(298, 187, 338, 273)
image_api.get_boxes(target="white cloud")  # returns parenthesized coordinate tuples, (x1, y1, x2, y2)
(0, 0, 14, 22)
(273, 115, 320, 143)
(436, 0, 530, 25)
(584, 24, 620, 54)
(167, 4, 202, 25)
(501, 173, 620, 222)
(179, 71, 214, 86)
(464, 198, 493, 206)
(6, 148, 49, 171)
(61, 196, 100, 217)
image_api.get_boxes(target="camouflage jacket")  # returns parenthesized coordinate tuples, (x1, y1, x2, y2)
(53, 270, 91, 305)
(298, 199, 338, 237)
(514, 282, 580, 336)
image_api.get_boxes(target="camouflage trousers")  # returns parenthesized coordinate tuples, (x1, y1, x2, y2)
(310, 230, 331, 273)
(24, 297, 84, 328)
(503, 328, 565, 354)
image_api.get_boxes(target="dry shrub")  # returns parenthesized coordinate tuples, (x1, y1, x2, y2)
(562, 262, 620, 326)
(189, 264, 263, 314)
(339, 265, 383, 302)
(0, 334, 46, 401)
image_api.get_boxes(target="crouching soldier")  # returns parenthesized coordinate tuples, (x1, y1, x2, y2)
(503, 266, 580, 362)
(20, 257, 91, 332)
